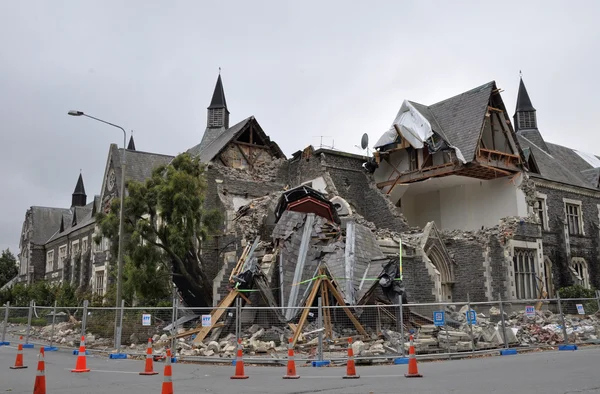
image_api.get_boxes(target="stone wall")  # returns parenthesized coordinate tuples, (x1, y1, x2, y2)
(444, 237, 488, 302)
(538, 184, 600, 290)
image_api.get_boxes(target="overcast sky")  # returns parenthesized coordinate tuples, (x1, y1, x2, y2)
(1, 1, 599, 255)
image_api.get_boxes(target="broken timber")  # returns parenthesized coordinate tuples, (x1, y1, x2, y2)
(291, 267, 368, 347)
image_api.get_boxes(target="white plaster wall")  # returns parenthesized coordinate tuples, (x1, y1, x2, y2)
(402, 178, 527, 230)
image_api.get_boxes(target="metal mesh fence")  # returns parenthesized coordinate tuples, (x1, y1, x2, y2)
(2, 296, 600, 360)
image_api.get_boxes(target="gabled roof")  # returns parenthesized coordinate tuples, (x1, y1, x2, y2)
(518, 135, 595, 189)
(407, 81, 496, 162)
(187, 116, 286, 163)
(115, 148, 175, 184)
(29, 207, 71, 245)
(46, 199, 97, 244)
(515, 78, 536, 112)
(518, 129, 549, 153)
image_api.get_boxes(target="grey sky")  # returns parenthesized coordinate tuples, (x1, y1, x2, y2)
(1, 1, 599, 255)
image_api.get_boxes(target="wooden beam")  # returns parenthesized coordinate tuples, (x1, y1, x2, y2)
(488, 106, 504, 113)
(324, 280, 368, 337)
(376, 162, 457, 187)
(292, 277, 323, 346)
(235, 143, 254, 169)
(477, 164, 513, 176)
(234, 141, 269, 149)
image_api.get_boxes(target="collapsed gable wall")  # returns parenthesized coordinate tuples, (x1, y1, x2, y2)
(287, 150, 409, 233)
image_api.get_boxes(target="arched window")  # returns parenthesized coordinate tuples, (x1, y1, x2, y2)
(428, 246, 453, 301)
(513, 249, 537, 299)
(569, 258, 590, 289)
(543, 256, 554, 298)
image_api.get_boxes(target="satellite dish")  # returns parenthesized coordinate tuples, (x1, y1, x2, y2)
(360, 133, 369, 150)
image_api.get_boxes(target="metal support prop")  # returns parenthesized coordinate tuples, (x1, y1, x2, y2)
(49, 301, 57, 348)
(235, 297, 241, 342)
(26, 300, 33, 345)
(1, 301, 9, 344)
(317, 297, 324, 361)
(498, 293, 508, 349)
(557, 293, 569, 344)
(398, 294, 405, 357)
(467, 293, 474, 353)
(81, 300, 89, 337)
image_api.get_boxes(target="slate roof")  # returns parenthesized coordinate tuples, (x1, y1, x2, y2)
(515, 78, 536, 112)
(408, 81, 495, 162)
(188, 117, 252, 163)
(208, 74, 228, 110)
(29, 207, 71, 245)
(46, 198, 99, 243)
(73, 173, 86, 195)
(518, 129, 549, 153)
(115, 149, 174, 184)
(518, 136, 595, 189)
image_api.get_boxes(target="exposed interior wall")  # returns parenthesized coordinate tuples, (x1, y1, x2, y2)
(400, 176, 528, 230)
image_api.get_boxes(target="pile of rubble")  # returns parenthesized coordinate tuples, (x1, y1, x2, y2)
(212, 158, 286, 183)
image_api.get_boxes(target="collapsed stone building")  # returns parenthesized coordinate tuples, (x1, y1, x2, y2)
(15, 74, 600, 318)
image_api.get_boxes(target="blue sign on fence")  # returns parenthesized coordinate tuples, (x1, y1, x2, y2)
(201, 314, 212, 327)
(466, 310, 477, 325)
(525, 306, 535, 317)
(433, 311, 445, 326)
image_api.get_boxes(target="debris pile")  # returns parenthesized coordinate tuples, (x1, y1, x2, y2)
(213, 158, 286, 183)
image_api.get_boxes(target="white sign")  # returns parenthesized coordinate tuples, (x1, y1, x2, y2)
(142, 314, 151, 326)
(576, 304, 585, 315)
(201, 314, 212, 327)
(525, 306, 535, 317)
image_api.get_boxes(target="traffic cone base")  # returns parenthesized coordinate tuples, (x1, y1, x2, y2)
(231, 339, 249, 379)
(71, 335, 90, 373)
(10, 343, 27, 369)
(140, 338, 159, 375)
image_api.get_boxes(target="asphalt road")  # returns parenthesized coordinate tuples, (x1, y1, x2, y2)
(1, 343, 599, 393)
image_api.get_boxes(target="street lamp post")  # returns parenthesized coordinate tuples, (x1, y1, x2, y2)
(68, 110, 126, 353)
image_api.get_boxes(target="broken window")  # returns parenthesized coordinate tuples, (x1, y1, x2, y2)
(535, 198, 546, 230)
(569, 258, 589, 289)
(513, 248, 537, 300)
(565, 203, 582, 235)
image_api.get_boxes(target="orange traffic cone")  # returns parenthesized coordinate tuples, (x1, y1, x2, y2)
(161, 349, 173, 394)
(71, 335, 90, 373)
(230, 339, 248, 379)
(10, 339, 28, 369)
(283, 338, 299, 379)
(33, 347, 46, 394)
(140, 338, 159, 375)
(405, 335, 422, 378)
(343, 337, 359, 379)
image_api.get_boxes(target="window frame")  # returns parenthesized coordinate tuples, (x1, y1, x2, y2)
(563, 198, 584, 236)
(46, 250, 54, 273)
(58, 245, 67, 269)
(534, 193, 549, 231)
(513, 248, 538, 300)
(570, 258, 590, 289)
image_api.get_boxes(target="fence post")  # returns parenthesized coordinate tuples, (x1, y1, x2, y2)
(81, 300, 89, 338)
(317, 297, 323, 362)
(557, 292, 569, 345)
(26, 300, 33, 345)
(467, 293, 474, 353)
(595, 290, 600, 313)
(49, 301, 57, 349)
(116, 299, 125, 352)
(398, 294, 405, 357)
(235, 297, 241, 342)
(170, 289, 177, 351)
(1, 301, 9, 345)
(498, 293, 508, 349)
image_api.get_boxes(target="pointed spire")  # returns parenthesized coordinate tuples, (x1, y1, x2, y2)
(72, 172, 87, 207)
(208, 73, 228, 110)
(127, 132, 136, 151)
(515, 76, 536, 112)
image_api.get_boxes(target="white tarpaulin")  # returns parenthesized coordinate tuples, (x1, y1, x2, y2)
(373, 99, 467, 164)
(374, 100, 433, 149)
